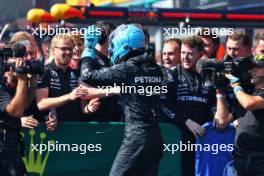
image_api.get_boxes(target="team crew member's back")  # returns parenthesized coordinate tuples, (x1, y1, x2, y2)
(81, 21, 122, 122)
(81, 24, 164, 176)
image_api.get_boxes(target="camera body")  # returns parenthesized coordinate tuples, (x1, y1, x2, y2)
(196, 56, 254, 87)
(223, 56, 253, 76)
(0, 45, 44, 75)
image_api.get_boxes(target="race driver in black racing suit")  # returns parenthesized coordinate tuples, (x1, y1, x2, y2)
(80, 24, 165, 176)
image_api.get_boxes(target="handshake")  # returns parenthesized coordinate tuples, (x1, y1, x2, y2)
(69, 83, 120, 101)
(68, 84, 103, 114)
(67, 84, 104, 101)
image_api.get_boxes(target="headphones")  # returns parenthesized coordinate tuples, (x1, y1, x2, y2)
(96, 21, 115, 45)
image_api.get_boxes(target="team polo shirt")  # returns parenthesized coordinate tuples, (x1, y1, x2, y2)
(37, 61, 82, 121)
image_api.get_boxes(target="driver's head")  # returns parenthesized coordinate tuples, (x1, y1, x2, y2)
(108, 24, 145, 65)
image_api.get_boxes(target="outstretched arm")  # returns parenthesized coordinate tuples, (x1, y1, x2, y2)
(226, 74, 264, 110)
(80, 85, 120, 100)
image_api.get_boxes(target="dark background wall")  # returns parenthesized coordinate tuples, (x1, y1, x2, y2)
(0, 0, 65, 24)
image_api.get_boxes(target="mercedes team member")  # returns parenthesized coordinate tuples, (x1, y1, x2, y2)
(80, 24, 164, 176)
(161, 36, 229, 176)
(0, 57, 28, 175)
(36, 34, 88, 121)
(81, 21, 122, 122)
(225, 55, 264, 176)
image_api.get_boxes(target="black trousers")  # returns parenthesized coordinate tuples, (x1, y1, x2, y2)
(233, 145, 264, 176)
(181, 130, 195, 176)
(109, 128, 163, 176)
(0, 128, 26, 176)
(0, 152, 26, 176)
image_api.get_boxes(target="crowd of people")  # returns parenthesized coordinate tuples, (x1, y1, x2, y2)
(0, 21, 264, 176)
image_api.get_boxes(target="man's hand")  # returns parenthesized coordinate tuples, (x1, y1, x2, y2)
(214, 113, 233, 130)
(225, 74, 240, 87)
(21, 115, 39, 129)
(185, 119, 205, 137)
(233, 119, 239, 129)
(84, 25, 98, 48)
(87, 98, 101, 113)
(68, 86, 89, 101)
(82, 25, 99, 59)
(46, 112, 57, 131)
(14, 58, 28, 81)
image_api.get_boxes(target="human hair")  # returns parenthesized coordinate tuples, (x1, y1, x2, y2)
(197, 28, 220, 48)
(143, 29, 150, 45)
(51, 33, 73, 48)
(96, 21, 116, 44)
(182, 36, 204, 52)
(253, 32, 264, 47)
(163, 38, 182, 50)
(69, 31, 83, 43)
(225, 31, 252, 48)
(9, 31, 36, 46)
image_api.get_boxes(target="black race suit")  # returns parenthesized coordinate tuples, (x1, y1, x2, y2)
(161, 65, 216, 176)
(81, 54, 164, 176)
(81, 49, 122, 122)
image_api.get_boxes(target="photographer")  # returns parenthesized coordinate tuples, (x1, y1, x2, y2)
(225, 31, 252, 58)
(222, 32, 255, 124)
(9, 31, 57, 130)
(0, 56, 28, 175)
(225, 55, 264, 176)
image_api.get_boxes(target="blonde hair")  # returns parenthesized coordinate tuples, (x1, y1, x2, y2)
(69, 31, 84, 42)
(51, 33, 74, 48)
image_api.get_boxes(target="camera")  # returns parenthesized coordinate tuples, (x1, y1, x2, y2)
(196, 56, 254, 87)
(223, 56, 254, 76)
(0, 42, 44, 75)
